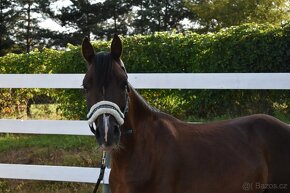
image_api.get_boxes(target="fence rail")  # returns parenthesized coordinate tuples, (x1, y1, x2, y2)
(0, 73, 290, 185)
(1, 73, 290, 89)
(0, 119, 91, 135)
(0, 164, 110, 184)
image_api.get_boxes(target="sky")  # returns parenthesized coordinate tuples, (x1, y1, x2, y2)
(38, 0, 104, 32)
(38, 0, 71, 32)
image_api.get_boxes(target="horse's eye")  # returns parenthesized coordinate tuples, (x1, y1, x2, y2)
(82, 85, 88, 94)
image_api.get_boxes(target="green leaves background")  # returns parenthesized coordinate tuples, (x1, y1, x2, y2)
(1, 23, 289, 120)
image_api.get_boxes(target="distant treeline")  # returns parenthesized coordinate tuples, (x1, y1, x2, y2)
(0, 23, 289, 120)
(1, 0, 289, 56)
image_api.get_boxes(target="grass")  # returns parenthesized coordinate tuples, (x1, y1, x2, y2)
(0, 134, 96, 153)
(0, 104, 105, 192)
(0, 180, 102, 193)
(186, 111, 290, 124)
(0, 134, 102, 168)
(0, 135, 103, 193)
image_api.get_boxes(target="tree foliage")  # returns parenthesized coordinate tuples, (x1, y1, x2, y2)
(1, 23, 289, 120)
(0, 0, 61, 54)
(1, 0, 290, 54)
(0, 0, 18, 56)
(12, 0, 48, 53)
(132, 0, 192, 34)
(41, 0, 132, 43)
(185, 0, 290, 32)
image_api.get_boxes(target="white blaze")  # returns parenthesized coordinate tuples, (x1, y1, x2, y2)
(103, 114, 110, 142)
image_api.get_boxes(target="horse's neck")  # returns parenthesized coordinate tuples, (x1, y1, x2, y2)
(126, 86, 154, 129)
(112, 85, 156, 165)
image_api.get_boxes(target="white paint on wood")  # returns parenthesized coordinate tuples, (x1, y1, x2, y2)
(129, 73, 290, 89)
(0, 74, 83, 88)
(0, 119, 92, 135)
(0, 164, 110, 184)
(0, 73, 290, 89)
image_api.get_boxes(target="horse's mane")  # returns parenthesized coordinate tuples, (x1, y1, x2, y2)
(93, 51, 112, 88)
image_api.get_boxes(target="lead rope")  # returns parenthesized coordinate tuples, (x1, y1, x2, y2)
(93, 151, 106, 193)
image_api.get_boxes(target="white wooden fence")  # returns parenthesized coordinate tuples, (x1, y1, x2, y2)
(0, 73, 290, 184)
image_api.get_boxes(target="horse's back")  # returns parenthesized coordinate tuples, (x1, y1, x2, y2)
(169, 114, 290, 193)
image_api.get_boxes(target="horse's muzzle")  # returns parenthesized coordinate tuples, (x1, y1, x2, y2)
(87, 101, 124, 149)
(93, 114, 121, 148)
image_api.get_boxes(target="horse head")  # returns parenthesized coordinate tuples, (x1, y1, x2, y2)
(81, 35, 129, 151)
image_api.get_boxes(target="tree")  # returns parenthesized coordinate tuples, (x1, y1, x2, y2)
(41, 0, 133, 43)
(132, 0, 192, 34)
(0, 0, 17, 56)
(0, 0, 57, 53)
(97, 0, 132, 39)
(10, 0, 55, 53)
(0, 0, 66, 55)
(185, 0, 290, 32)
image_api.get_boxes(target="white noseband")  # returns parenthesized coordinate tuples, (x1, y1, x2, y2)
(87, 101, 125, 126)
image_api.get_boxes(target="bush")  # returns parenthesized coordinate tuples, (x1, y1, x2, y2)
(0, 23, 289, 120)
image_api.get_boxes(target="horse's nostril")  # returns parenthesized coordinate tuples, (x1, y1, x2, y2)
(114, 125, 120, 136)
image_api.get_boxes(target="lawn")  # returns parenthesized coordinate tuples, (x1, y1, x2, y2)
(0, 134, 103, 193)
(0, 103, 105, 192)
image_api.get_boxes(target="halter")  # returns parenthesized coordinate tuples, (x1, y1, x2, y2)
(87, 86, 129, 134)
(87, 101, 125, 126)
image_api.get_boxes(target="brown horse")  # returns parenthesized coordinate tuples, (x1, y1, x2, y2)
(81, 35, 290, 193)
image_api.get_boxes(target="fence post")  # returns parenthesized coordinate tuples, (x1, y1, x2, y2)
(103, 154, 111, 193)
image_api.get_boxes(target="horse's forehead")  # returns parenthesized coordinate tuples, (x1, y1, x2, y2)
(84, 59, 126, 86)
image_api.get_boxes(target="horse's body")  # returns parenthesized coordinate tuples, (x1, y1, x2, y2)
(110, 87, 290, 193)
(81, 35, 290, 193)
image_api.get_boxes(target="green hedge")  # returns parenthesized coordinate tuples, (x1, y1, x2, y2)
(0, 23, 289, 120)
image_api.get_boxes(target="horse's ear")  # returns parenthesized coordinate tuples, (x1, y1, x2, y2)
(111, 34, 122, 59)
(82, 37, 95, 65)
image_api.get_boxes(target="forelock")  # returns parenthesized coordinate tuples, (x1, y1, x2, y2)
(93, 52, 112, 88)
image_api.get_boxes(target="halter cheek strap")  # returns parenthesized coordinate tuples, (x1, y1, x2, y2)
(87, 101, 125, 126)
